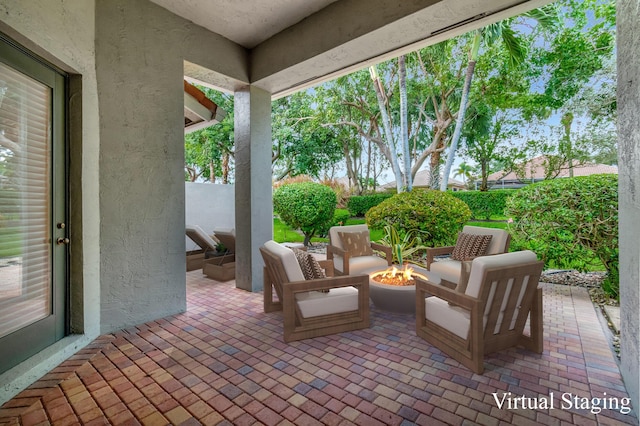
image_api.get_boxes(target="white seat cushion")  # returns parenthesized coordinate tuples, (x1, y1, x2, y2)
(424, 297, 470, 339)
(263, 240, 306, 282)
(295, 286, 359, 318)
(428, 260, 462, 284)
(333, 255, 388, 275)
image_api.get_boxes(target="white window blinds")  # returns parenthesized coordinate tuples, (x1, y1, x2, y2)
(0, 61, 52, 339)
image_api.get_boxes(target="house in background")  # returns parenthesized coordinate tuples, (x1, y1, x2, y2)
(479, 155, 618, 190)
(380, 169, 467, 191)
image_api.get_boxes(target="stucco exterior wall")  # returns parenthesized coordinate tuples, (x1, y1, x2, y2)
(94, 0, 247, 332)
(185, 183, 235, 251)
(617, 0, 640, 413)
(0, 0, 101, 403)
(0, 0, 249, 404)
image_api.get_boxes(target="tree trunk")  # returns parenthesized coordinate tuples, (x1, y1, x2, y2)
(209, 161, 215, 183)
(399, 55, 412, 191)
(441, 30, 481, 192)
(370, 65, 403, 193)
(480, 160, 489, 191)
(430, 151, 441, 189)
(561, 112, 574, 178)
(222, 153, 230, 184)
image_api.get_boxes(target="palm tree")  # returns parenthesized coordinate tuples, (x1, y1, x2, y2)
(453, 162, 475, 187)
(440, 6, 559, 191)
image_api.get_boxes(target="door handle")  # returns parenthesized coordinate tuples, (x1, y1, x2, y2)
(56, 237, 70, 245)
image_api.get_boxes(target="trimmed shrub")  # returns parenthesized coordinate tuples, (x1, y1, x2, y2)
(347, 193, 394, 216)
(451, 190, 516, 219)
(273, 182, 337, 246)
(317, 208, 351, 237)
(505, 174, 618, 299)
(365, 189, 471, 247)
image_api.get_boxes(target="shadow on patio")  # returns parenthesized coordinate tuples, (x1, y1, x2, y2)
(0, 270, 636, 425)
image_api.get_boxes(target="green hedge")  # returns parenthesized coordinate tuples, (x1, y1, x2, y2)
(366, 189, 471, 247)
(347, 193, 394, 216)
(451, 190, 516, 219)
(505, 174, 618, 299)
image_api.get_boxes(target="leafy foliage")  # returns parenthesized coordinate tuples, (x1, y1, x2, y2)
(366, 189, 471, 247)
(451, 190, 516, 220)
(347, 193, 394, 217)
(184, 88, 234, 183)
(272, 92, 343, 180)
(505, 174, 618, 298)
(273, 182, 337, 246)
(376, 225, 428, 264)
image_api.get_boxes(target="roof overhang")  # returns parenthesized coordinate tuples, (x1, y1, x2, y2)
(183, 80, 226, 134)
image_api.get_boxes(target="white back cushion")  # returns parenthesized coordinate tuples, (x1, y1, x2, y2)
(461, 225, 510, 255)
(328, 224, 369, 250)
(464, 250, 538, 299)
(263, 240, 306, 282)
(186, 224, 219, 250)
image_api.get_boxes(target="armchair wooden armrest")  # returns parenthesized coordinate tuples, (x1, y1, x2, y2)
(370, 242, 393, 266)
(425, 245, 456, 269)
(284, 274, 369, 295)
(415, 277, 477, 312)
(317, 259, 335, 277)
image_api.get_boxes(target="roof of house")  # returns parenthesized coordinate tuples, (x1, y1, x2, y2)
(379, 169, 465, 190)
(183, 80, 226, 134)
(486, 155, 618, 182)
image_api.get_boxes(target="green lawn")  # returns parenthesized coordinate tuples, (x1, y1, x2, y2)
(0, 227, 21, 258)
(467, 220, 508, 230)
(273, 216, 506, 245)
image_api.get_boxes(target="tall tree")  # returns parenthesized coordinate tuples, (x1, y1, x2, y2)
(369, 64, 403, 192)
(398, 55, 412, 190)
(272, 91, 343, 180)
(440, 5, 559, 191)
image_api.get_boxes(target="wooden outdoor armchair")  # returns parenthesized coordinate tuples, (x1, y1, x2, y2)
(260, 240, 370, 343)
(327, 224, 392, 276)
(416, 250, 544, 374)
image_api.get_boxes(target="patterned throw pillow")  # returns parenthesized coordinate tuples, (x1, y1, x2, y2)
(338, 231, 373, 257)
(451, 233, 493, 261)
(292, 248, 326, 281)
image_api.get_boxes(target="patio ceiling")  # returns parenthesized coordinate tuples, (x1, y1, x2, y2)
(151, 0, 552, 97)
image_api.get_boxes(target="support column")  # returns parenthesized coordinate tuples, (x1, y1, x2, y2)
(234, 85, 273, 292)
(618, 0, 640, 413)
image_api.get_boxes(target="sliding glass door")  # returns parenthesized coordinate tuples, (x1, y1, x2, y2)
(0, 36, 67, 374)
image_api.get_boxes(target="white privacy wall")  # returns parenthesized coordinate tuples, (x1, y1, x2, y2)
(185, 182, 235, 250)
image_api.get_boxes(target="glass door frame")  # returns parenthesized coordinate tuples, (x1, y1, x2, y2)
(0, 34, 68, 374)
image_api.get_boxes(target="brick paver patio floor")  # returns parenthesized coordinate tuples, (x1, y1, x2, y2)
(0, 270, 636, 425)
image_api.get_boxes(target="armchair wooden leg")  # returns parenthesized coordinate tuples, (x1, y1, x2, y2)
(519, 287, 543, 353)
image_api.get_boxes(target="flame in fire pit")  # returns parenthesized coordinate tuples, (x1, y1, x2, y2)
(370, 264, 426, 286)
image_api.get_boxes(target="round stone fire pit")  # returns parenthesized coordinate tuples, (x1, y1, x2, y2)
(368, 265, 433, 314)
